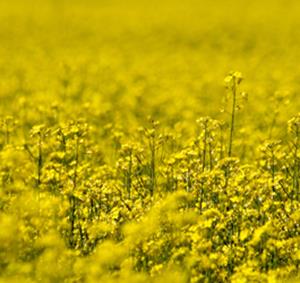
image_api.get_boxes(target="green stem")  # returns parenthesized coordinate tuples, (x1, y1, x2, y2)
(228, 79, 237, 158)
(202, 121, 207, 171)
(37, 133, 42, 187)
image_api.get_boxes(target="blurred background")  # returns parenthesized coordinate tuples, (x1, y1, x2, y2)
(0, 0, 299, 142)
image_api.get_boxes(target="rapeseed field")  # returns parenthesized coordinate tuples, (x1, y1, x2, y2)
(0, 0, 300, 282)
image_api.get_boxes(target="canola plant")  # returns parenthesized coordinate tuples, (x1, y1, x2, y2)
(0, 0, 300, 282)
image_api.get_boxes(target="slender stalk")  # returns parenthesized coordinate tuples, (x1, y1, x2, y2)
(293, 126, 299, 200)
(228, 78, 237, 158)
(126, 149, 132, 198)
(220, 123, 225, 160)
(150, 135, 156, 196)
(202, 121, 207, 171)
(37, 132, 43, 187)
(5, 121, 9, 145)
(70, 133, 80, 248)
